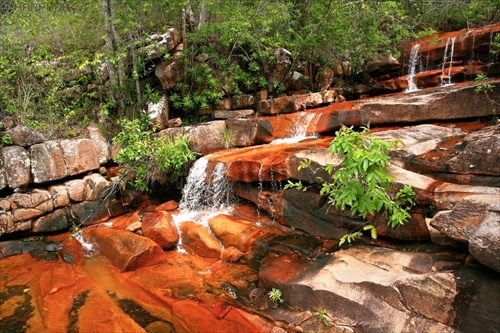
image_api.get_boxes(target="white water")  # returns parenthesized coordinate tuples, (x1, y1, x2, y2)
(179, 157, 234, 214)
(441, 37, 456, 86)
(405, 43, 421, 93)
(272, 112, 319, 144)
(73, 231, 96, 256)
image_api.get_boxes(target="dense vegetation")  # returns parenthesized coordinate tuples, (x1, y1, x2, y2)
(113, 115, 198, 193)
(0, 0, 498, 139)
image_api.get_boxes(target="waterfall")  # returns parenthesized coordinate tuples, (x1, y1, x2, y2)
(405, 43, 421, 93)
(179, 157, 234, 213)
(287, 112, 318, 138)
(441, 37, 456, 86)
(272, 112, 319, 144)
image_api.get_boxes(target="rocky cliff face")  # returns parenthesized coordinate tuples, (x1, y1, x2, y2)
(0, 25, 499, 333)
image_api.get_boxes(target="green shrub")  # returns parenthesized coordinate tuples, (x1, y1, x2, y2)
(113, 115, 198, 192)
(285, 126, 415, 246)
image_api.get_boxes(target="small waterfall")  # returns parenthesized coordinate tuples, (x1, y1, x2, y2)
(405, 43, 421, 93)
(441, 37, 456, 86)
(256, 164, 264, 225)
(288, 112, 318, 138)
(272, 112, 319, 144)
(179, 157, 233, 213)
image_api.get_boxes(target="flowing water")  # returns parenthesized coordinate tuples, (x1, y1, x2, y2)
(405, 43, 421, 93)
(271, 111, 319, 144)
(441, 37, 456, 86)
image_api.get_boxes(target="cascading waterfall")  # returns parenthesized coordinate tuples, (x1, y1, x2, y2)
(287, 112, 318, 139)
(272, 112, 319, 144)
(256, 164, 264, 225)
(179, 157, 234, 213)
(405, 43, 421, 92)
(441, 37, 456, 86)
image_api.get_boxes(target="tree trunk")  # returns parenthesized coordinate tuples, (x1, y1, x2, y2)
(181, 7, 188, 99)
(198, 0, 206, 29)
(102, 0, 117, 111)
(129, 32, 141, 119)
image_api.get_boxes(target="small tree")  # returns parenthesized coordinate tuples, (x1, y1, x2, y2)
(285, 126, 415, 246)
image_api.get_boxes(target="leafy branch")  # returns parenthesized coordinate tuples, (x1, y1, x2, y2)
(286, 125, 416, 246)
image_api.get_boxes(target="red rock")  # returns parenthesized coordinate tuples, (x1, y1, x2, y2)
(205, 138, 330, 183)
(141, 211, 180, 250)
(77, 289, 145, 333)
(155, 200, 179, 212)
(89, 226, 164, 272)
(180, 221, 244, 262)
(109, 212, 141, 229)
(208, 214, 282, 255)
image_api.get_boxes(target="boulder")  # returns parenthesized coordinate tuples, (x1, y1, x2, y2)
(4, 123, 45, 147)
(143, 28, 180, 60)
(0, 212, 14, 235)
(1, 145, 31, 188)
(65, 179, 88, 202)
(261, 47, 292, 87)
(48, 185, 70, 208)
(257, 95, 296, 115)
(60, 138, 100, 176)
(177, 121, 227, 155)
(231, 94, 255, 109)
(212, 109, 254, 119)
(355, 81, 500, 125)
(89, 226, 163, 272)
(259, 245, 466, 332)
(10, 189, 52, 209)
(155, 44, 183, 89)
(446, 124, 500, 175)
(32, 208, 72, 233)
(83, 173, 111, 201)
(315, 67, 335, 91)
(179, 221, 244, 262)
(225, 118, 274, 147)
(30, 141, 68, 183)
(141, 211, 179, 250)
(208, 214, 283, 258)
(71, 201, 110, 225)
(146, 96, 169, 130)
(12, 208, 47, 222)
(155, 200, 178, 212)
(364, 54, 400, 76)
(87, 124, 110, 164)
(469, 213, 500, 272)
(430, 194, 500, 272)
(0, 167, 6, 190)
